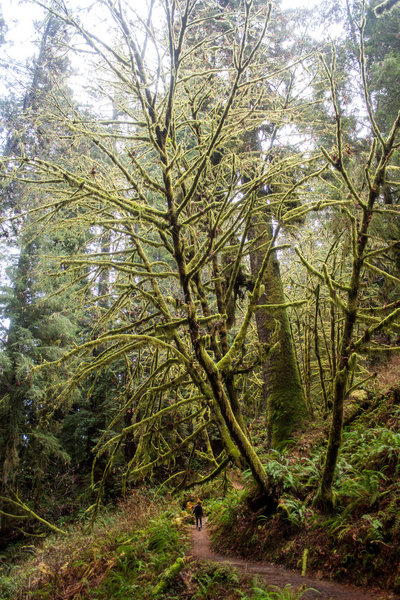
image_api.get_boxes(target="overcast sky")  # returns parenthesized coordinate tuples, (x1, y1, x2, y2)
(1, 0, 322, 68)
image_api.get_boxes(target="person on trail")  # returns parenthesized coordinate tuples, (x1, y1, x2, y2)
(193, 500, 203, 530)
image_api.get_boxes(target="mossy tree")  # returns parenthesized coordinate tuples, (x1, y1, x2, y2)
(1, 0, 336, 505)
(301, 16, 400, 510)
(181, 0, 310, 449)
(249, 208, 308, 448)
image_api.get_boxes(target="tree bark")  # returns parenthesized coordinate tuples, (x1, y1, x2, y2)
(249, 208, 307, 448)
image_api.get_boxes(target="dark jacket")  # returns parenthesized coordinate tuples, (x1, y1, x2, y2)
(193, 503, 203, 517)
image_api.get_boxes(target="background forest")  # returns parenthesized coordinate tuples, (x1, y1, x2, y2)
(0, 0, 399, 596)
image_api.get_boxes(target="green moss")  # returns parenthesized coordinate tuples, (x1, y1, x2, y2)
(151, 556, 185, 597)
(250, 212, 307, 449)
(262, 258, 307, 448)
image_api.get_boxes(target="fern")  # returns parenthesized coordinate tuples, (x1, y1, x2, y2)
(266, 459, 289, 484)
(276, 496, 307, 529)
(324, 515, 353, 540)
(336, 469, 387, 510)
(392, 503, 400, 535)
(361, 514, 385, 542)
(147, 518, 180, 554)
(239, 580, 316, 599)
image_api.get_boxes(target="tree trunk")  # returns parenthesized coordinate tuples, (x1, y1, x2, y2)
(249, 209, 307, 448)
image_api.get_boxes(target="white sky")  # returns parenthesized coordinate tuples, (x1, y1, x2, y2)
(1, 0, 323, 72)
(0, 0, 329, 114)
(1, 0, 44, 56)
(0, 0, 45, 94)
(0, 0, 346, 129)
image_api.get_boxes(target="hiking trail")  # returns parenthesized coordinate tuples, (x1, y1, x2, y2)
(189, 518, 400, 600)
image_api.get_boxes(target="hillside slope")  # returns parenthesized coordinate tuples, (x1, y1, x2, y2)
(209, 381, 400, 594)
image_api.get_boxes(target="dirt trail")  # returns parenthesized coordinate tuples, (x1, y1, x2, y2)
(189, 519, 399, 600)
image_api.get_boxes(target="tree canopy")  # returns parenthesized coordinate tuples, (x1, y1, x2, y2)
(0, 0, 399, 536)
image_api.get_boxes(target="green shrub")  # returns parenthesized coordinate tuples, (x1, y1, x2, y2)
(239, 581, 315, 599)
(0, 574, 18, 600)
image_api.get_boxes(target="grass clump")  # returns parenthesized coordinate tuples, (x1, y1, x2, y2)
(239, 581, 315, 600)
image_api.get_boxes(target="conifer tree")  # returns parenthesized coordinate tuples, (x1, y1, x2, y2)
(0, 13, 85, 535)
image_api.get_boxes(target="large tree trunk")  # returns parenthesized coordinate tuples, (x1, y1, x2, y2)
(249, 208, 307, 448)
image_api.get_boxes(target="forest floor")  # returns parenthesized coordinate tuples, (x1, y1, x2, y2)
(189, 518, 400, 600)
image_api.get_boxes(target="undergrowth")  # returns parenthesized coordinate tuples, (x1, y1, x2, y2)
(2, 381, 400, 597)
(210, 385, 400, 592)
(0, 490, 187, 599)
(0, 488, 315, 600)
(239, 581, 315, 600)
